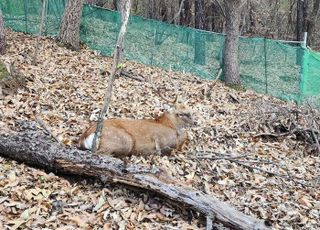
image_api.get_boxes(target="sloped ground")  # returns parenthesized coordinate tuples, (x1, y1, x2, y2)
(0, 30, 319, 229)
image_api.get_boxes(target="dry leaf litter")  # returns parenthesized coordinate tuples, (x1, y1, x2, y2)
(0, 30, 319, 229)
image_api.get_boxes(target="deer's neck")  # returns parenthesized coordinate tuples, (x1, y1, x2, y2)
(156, 113, 182, 131)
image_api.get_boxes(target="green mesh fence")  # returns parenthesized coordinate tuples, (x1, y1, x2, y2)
(1, 0, 320, 108)
(302, 50, 320, 107)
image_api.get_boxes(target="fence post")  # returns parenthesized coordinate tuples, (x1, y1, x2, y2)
(264, 37, 268, 94)
(299, 32, 308, 104)
(23, 0, 28, 32)
(303, 32, 307, 48)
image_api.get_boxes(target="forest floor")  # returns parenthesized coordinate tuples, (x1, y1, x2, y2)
(0, 30, 319, 229)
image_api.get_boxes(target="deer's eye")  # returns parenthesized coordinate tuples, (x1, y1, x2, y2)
(178, 113, 190, 118)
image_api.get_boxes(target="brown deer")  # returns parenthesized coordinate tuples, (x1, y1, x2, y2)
(78, 77, 194, 157)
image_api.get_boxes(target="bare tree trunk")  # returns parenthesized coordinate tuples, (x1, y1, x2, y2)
(179, 0, 191, 26)
(307, 0, 320, 46)
(147, 0, 156, 19)
(58, 0, 84, 50)
(248, 1, 256, 34)
(195, 0, 205, 30)
(113, 0, 118, 10)
(32, 0, 48, 65)
(160, 1, 168, 21)
(223, 0, 241, 85)
(117, 0, 127, 61)
(205, 2, 213, 31)
(0, 9, 6, 55)
(92, 0, 132, 152)
(194, 0, 205, 65)
(179, 0, 191, 44)
(296, 0, 308, 41)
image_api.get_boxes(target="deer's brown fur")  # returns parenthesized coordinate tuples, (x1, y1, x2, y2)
(78, 76, 194, 157)
(78, 105, 193, 157)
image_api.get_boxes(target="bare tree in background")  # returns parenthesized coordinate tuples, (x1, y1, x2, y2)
(58, 0, 84, 50)
(32, 0, 48, 65)
(194, 0, 206, 65)
(0, 9, 6, 54)
(307, 0, 320, 45)
(296, 0, 308, 42)
(223, 0, 242, 85)
(147, 0, 156, 19)
(179, 0, 191, 26)
(85, 0, 320, 50)
(195, 0, 205, 30)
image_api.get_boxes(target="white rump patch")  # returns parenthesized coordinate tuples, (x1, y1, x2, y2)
(84, 133, 94, 150)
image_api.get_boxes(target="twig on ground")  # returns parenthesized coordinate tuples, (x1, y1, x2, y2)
(228, 93, 240, 103)
(306, 103, 320, 155)
(35, 114, 60, 143)
(121, 70, 145, 82)
(194, 151, 315, 188)
(253, 132, 290, 138)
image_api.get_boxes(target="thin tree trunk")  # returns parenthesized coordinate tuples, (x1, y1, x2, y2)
(223, 0, 241, 85)
(248, 1, 256, 34)
(307, 0, 320, 46)
(58, 0, 84, 50)
(32, 0, 48, 65)
(147, 0, 151, 18)
(296, 0, 308, 66)
(195, 0, 205, 29)
(147, 0, 156, 19)
(179, 0, 191, 26)
(113, 0, 118, 10)
(0, 9, 6, 55)
(160, 1, 168, 22)
(92, 0, 132, 152)
(194, 0, 205, 65)
(296, 0, 308, 41)
(205, 2, 214, 31)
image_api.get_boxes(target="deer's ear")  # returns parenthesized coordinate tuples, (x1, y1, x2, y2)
(174, 103, 185, 111)
(167, 107, 175, 113)
(174, 103, 193, 115)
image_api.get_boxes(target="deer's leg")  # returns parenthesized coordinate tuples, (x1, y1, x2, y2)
(96, 148, 113, 156)
(98, 127, 134, 157)
(151, 135, 162, 155)
(155, 138, 162, 155)
(176, 133, 188, 150)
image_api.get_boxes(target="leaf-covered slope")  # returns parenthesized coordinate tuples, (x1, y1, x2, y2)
(0, 30, 319, 229)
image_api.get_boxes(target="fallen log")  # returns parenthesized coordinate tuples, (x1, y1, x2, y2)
(0, 125, 271, 230)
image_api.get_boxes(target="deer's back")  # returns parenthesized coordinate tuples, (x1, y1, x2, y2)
(103, 119, 180, 154)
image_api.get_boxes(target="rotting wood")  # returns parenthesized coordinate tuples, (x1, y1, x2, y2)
(0, 126, 271, 230)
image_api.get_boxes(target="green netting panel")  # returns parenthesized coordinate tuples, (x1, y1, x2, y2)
(239, 37, 302, 102)
(81, 6, 120, 56)
(303, 50, 320, 107)
(0, 0, 41, 34)
(45, 0, 65, 35)
(1, 0, 320, 107)
(81, 5, 225, 79)
(0, 0, 65, 35)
